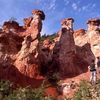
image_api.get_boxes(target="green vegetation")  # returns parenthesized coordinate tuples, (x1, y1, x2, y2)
(40, 33, 57, 42)
(0, 80, 13, 100)
(73, 79, 100, 100)
(0, 79, 100, 100)
(0, 80, 55, 100)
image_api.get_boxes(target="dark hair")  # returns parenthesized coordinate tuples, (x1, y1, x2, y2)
(91, 59, 95, 63)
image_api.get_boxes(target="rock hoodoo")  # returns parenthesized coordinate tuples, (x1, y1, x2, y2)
(58, 18, 76, 76)
(15, 9, 45, 79)
(54, 18, 88, 77)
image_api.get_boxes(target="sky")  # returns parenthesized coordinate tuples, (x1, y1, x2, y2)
(0, 0, 100, 35)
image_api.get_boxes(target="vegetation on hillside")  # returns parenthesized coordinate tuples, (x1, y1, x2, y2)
(0, 80, 55, 100)
(73, 79, 100, 100)
(0, 79, 100, 100)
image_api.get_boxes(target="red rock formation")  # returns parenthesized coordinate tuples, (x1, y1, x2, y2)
(0, 9, 45, 87)
(87, 18, 100, 57)
(54, 18, 88, 77)
(87, 18, 100, 31)
(74, 29, 86, 37)
(14, 9, 45, 80)
(74, 18, 100, 61)
(39, 39, 53, 75)
(61, 18, 74, 30)
(58, 18, 76, 76)
(23, 17, 33, 29)
(2, 20, 24, 34)
(74, 29, 95, 64)
(0, 8, 99, 89)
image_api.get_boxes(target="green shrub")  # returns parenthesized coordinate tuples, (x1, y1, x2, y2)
(4, 87, 55, 100)
(3, 80, 55, 100)
(0, 80, 12, 99)
(73, 80, 90, 100)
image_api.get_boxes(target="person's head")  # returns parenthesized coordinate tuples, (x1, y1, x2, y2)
(97, 57, 100, 60)
(91, 59, 95, 63)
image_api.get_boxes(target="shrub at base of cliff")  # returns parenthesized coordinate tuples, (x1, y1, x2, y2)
(73, 79, 100, 100)
(0, 80, 13, 100)
(0, 80, 55, 100)
(47, 72, 60, 86)
(4, 87, 55, 100)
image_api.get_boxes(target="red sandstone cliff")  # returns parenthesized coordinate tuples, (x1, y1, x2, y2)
(0, 9, 100, 88)
(0, 9, 45, 87)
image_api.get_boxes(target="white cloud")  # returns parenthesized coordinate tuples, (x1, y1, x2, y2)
(48, 0, 56, 10)
(82, 3, 96, 11)
(71, 1, 96, 13)
(72, 3, 78, 10)
(64, 0, 70, 6)
(92, 3, 96, 8)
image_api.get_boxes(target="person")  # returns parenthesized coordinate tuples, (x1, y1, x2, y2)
(89, 59, 97, 85)
(96, 57, 100, 73)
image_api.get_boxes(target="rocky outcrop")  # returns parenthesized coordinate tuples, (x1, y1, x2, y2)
(0, 8, 100, 88)
(2, 20, 24, 34)
(74, 18, 100, 62)
(0, 9, 45, 87)
(58, 18, 76, 76)
(74, 29, 86, 37)
(15, 10, 45, 79)
(39, 39, 53, 75)
(54, 18, 88, 77)
(74, 29, 95, 64)
(87, 18, 100, 57)
(87, 18, 100, 32)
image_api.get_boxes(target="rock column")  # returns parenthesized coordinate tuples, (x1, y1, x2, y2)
(58, 18, 78, 76)
(15, 10, 45, 79)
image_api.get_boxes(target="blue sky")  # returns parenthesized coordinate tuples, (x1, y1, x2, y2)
(0, 0, 100, 35)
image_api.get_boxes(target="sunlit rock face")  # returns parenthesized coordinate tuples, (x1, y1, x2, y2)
(87, 18, 100, 57)
(15, 9, 45, 79)
(74, 18, 100, 63)
(74, 29, 86, 38)
(0, 8, 99, 88)
(74, 29, 95, 64)
(0, 9, 45, 87)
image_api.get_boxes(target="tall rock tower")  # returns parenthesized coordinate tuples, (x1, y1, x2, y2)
(15, 10, 45, 83)
(57, 18, 80, 76)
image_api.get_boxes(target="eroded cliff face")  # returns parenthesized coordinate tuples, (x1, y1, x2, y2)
(0, 9, 45, 87)
(74, 19, 100, 62)
(57, 18, 76, 76)
(53, 18, 89, 77)
(87, 19, 100, 57)
(74, 29, 95, 64)
(0, 9, 100, 87)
